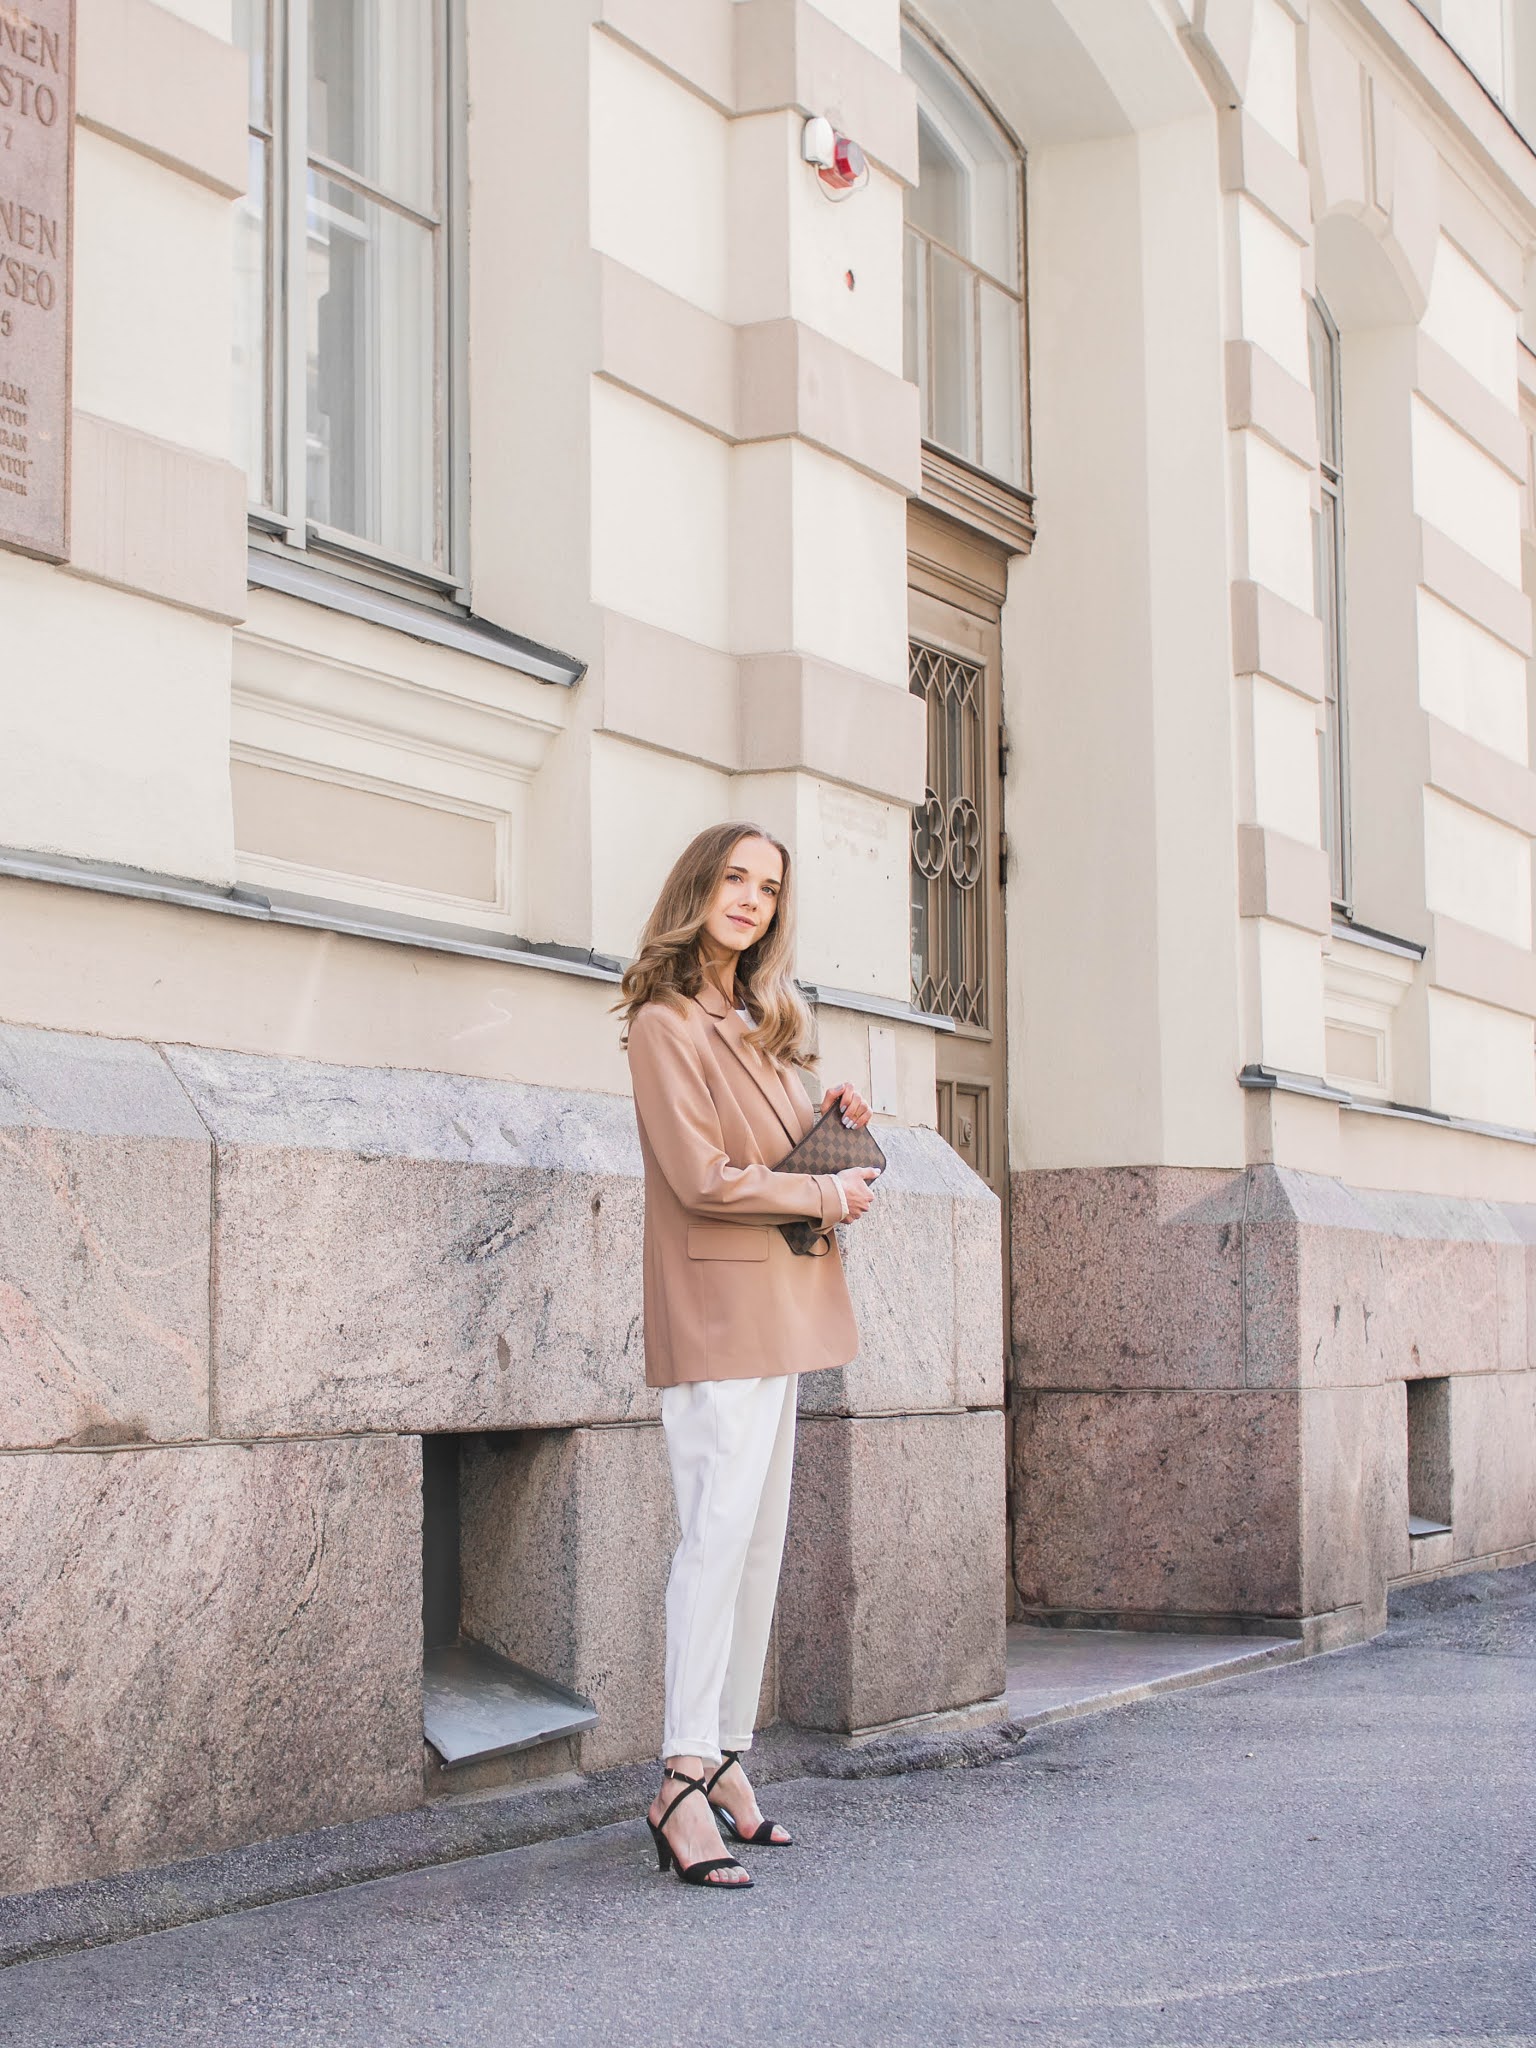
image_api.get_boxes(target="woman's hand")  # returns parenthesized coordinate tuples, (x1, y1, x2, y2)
(836, 1167, 881, 1221)
(820, 1082, 872, 1130)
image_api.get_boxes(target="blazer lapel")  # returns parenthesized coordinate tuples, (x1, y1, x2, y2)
(693, 989, 803, 1150)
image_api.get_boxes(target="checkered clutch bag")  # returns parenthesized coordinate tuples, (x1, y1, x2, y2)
(773, 1106, 886, 1256)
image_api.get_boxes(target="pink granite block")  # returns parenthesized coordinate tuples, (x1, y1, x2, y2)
(1298, 1382, 1406, 1627)
(1450, 1370, 1536, 1561)
(0, 1436, 422, 1897)
(778, 1410, 1006, 1732)
(0, 1026, 210, 1449)
(1011, 1167, 1246, 1391)
(1011, 1388, 1303, 1618)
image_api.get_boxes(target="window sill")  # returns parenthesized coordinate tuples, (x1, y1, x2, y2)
(247, 546, 586, 688)
(919, 444, 1036, 556)
(1329, 916, 1427, 961)
(1238, 1062, 1536, 1146)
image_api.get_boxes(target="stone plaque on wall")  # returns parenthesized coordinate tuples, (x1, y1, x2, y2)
(0, 0, 73, 561)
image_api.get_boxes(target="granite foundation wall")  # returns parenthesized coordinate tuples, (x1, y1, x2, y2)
(0, 1021, 1003, 1895)
(1011, 1166, 1536, 1642)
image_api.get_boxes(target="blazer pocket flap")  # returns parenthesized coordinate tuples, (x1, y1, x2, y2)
(686, 1224, 771, 1262)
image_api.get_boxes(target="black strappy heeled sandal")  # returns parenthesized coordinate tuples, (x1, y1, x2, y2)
(706, 1751, 792, 1847)
(646, 1768, 753, 1889)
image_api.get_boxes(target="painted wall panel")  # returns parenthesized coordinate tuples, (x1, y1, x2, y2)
(590, 381, 731, 649)
(1410, 399, 1522, 584)
(1244, 434, 1315, 613)
(1423, 787, 1533, 946)
(1422, 236, 1518, 402)
(1416, 589, 1529, 761)
(590, 32, 730, 320)
(1427, 988, 1536, 1126)
(1235, 199, 1308, 384)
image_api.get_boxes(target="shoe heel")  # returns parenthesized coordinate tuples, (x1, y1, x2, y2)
(647, 1820, 673, 1874)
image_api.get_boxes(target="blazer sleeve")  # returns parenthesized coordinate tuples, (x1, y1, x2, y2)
(627, 1003, 842, 1229)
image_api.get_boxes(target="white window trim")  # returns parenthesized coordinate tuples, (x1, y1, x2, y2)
(243, 0, 469, 604)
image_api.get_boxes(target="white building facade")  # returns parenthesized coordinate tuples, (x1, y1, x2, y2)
(1, 0, 1534, 1898)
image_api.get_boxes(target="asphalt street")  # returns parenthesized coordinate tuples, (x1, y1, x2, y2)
(1, 1570, 1532, 2048)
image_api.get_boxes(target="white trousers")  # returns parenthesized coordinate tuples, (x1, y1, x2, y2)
(660, 1371, 799, 1765)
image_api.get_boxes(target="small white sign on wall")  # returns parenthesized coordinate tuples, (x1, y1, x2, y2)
(867, 1025, 899, 1117)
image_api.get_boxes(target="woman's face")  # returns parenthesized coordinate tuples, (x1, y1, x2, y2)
(701, 835, 784, 961)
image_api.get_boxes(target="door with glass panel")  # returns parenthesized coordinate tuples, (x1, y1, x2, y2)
(907, 509, 1009, 1207)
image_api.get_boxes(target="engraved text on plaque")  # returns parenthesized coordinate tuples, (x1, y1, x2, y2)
(0, 0, 73, 560)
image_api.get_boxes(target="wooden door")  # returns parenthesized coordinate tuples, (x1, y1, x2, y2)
(907, 506, 1010, 1209)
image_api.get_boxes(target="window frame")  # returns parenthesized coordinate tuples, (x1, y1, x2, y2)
(1309, 292, 1352, 911)
(902, 27, 1029, 495)
(239, 0, 469, 604)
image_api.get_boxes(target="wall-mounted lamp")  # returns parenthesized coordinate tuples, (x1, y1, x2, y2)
(801, 115, 868, 199)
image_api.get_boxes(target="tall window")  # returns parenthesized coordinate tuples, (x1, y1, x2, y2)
(1308, 295, 1350, 906)
(901, 31, 1025, 489)
(233, 0, 460, 589)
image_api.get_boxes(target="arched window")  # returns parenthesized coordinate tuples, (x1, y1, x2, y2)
(1308, 294, 1350, 906)
(902, 30, 1025, 490)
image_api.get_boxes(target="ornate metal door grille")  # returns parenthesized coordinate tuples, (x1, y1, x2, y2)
(909, 638, 988, 1027)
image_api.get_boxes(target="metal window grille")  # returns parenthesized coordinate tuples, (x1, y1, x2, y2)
(909, 639, 988, 1027)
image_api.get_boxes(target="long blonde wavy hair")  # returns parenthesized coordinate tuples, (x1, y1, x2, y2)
(616, 822, 815, 1066)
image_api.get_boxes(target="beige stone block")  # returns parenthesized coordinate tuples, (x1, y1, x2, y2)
(597, 257, 736, 442)
(738, 649, 926, 805)
(1218, 107, 1310, 239)
(1230, 578, 1327, 699)
(737, 319, 922, 493)
(735, 0, 916, 183)
(162, 1045, 655, 1437)
(68, 413, 247, 622)
(77, 0, 248, 197)
(1011, 1388, 1303, 1620)
(1431, 916, 1536, 1022)
(0, 1436, 422, 1895)
(1414, 334, 1526, 479)
(778, 1410, 1005, 1732)
(0, 1025, 210, 1449)
(1225, 340, 1318, 467)
(1237, 823, 1332, 933)
(1425, 716, 1536, 836)
(1450, 1370, 1536, 1560)
(1417, 518, 1532, 657)
(459, 1423, 674, 1771)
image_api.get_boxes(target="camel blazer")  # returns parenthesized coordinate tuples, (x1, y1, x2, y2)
(626, 986, 860, 1388)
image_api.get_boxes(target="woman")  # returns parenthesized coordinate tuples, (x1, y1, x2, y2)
(619, 821, 880, 1890)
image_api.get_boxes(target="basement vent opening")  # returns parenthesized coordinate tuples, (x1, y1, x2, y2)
(1406, 1378, 1453, 1541)
(420, 1433, 597, 1769)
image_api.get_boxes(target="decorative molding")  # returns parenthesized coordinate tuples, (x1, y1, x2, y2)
(918, 446, 1035, 559)
(1321, 929, 1416, 1101)
(76, 0, 247, 197)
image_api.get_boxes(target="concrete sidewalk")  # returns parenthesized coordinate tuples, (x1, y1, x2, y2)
(0, 1563, 1530, 2046)
(0, 1618, 1303, 1971)
(1006, 1621, 1301, 1727)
